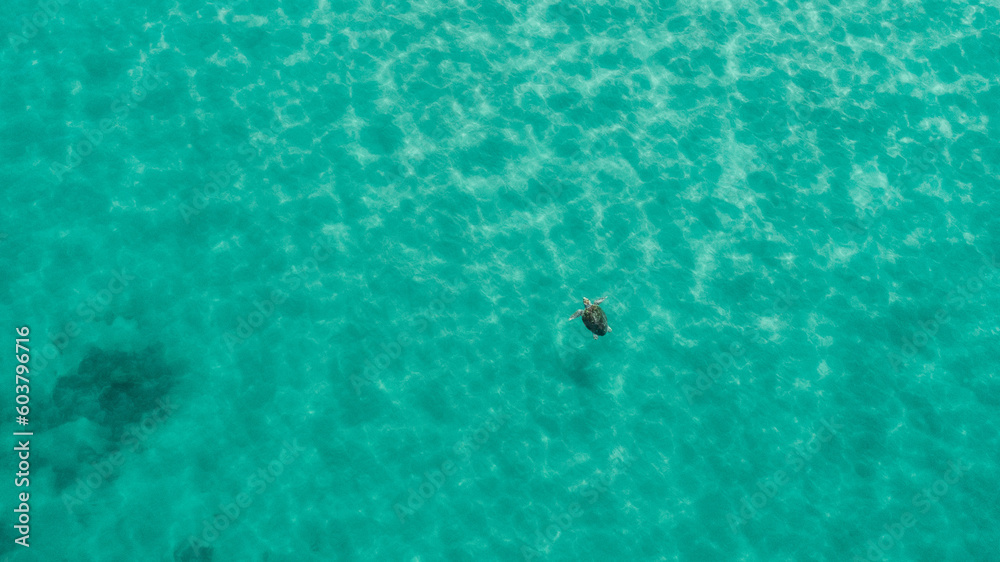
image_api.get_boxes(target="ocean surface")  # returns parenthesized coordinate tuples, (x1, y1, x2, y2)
(2, 0, 999, 560)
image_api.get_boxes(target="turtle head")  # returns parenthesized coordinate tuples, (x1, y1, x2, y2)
(583, 297, 591, 307)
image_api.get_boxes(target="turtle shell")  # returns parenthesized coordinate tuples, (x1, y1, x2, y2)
(582, 305, 608, 336)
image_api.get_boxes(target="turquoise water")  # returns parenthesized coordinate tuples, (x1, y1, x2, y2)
(2, 0, 999, 560)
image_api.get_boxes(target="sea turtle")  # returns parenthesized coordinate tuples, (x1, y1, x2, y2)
(568, 297, 612, 340)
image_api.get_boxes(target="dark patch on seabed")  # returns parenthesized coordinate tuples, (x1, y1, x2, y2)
(51, 345, 177, 436)
(174, 541, 214, 562)
(44, 344, 182, 490)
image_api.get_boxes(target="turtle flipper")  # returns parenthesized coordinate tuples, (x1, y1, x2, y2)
(568, 309, 584, 321)
(593, 333, 599, 340)
(593, 296, 608, 305)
